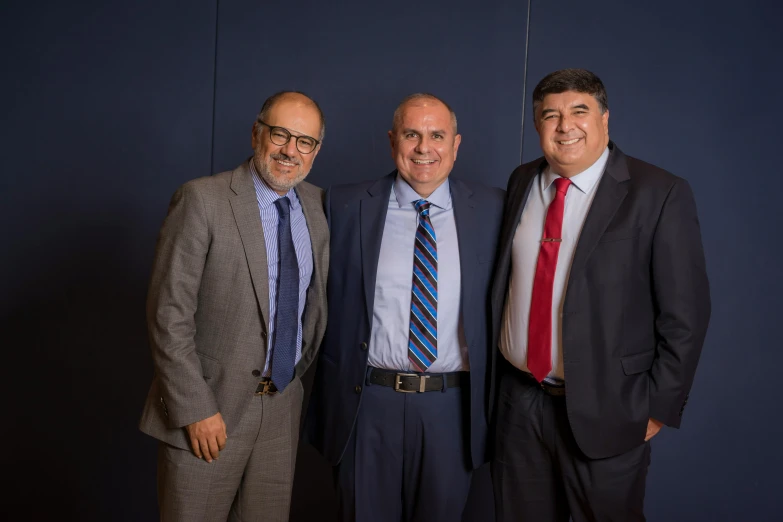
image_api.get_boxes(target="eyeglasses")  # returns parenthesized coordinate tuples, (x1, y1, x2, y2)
(257, 120, 320, 154)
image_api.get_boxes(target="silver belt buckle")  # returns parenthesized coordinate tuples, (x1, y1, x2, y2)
(394, 373, 429, 393)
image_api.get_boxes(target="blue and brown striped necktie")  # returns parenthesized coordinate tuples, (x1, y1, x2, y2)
(408, 199, 438, 371)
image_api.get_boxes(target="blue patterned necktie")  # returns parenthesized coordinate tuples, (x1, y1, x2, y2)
(408, 199, 438, 371)
(271, 196, 299, 392)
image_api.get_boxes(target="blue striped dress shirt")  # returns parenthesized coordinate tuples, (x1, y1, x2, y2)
(249, 160, 314, 376)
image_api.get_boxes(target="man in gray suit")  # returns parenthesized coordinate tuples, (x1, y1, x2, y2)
(139, 91, 329, 521)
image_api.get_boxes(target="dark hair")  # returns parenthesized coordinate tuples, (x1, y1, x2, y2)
(532, 69, 608, 118)
(256, 91, 326, 141)
(392, 93, 458, 134)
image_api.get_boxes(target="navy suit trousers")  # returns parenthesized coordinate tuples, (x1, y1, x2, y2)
(334, 367, 473, 522)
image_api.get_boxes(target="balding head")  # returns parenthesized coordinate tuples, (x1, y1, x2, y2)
(256, 91, 326, 141)
(391, 93, 458, 136)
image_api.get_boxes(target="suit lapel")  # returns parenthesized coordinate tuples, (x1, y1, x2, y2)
(296, 181, 328, 333)
(360, 173, 395, 325)
(450, 178, 478, 346)
(296, 182, 328, 289)
(567, 143, 630, 285)
(501, 165, 540, 261)
(491, 162, 540, 315)
(229, 163, 270, 330)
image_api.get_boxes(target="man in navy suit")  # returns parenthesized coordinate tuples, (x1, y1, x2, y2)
(305, 93, 504, 521)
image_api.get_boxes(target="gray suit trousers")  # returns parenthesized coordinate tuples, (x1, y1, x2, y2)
(157, 379, 304, 522)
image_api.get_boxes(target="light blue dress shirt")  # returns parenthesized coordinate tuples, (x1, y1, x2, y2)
(369, 175, 469, 373)
(249, 160, 314, 376)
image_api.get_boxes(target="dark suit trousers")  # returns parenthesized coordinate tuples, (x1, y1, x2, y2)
(492, 361, 651, 522)
(334, 367, 473, 522)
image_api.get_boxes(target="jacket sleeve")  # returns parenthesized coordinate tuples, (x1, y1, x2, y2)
(649, 178, 711, 427)
(146, 182, 219, 428)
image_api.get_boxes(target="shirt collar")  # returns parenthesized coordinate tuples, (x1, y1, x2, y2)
(392, 172, 452, 210)
(249, 159, 300, 210)
(541, 146, 609, 195)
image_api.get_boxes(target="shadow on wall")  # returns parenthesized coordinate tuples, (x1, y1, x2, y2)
(5, 204, 159, 520)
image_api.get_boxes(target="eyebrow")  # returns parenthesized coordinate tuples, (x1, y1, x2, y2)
(259, 119, 315, 139)
(401, 128, 448, 135)
(540, 104, 591, 117)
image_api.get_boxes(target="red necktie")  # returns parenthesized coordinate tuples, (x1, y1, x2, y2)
(527, 177, 571, 382)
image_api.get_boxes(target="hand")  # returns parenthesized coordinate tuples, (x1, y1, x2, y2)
(644, 417, 664, 441)
(185, 412, 227, 462)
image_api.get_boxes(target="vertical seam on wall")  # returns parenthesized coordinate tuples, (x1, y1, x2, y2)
(519, 0, 532, 164)
(209, 0, 220, 175)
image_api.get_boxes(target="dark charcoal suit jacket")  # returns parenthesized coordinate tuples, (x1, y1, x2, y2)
(490, 142, 711, 459)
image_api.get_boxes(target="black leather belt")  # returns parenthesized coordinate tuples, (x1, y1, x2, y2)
(255, 378, 278, 396)
(519, 371, 566, 397)
(368, 367, 466, 392)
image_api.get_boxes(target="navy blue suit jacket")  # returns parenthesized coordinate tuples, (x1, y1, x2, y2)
(305, 171, 504, 470)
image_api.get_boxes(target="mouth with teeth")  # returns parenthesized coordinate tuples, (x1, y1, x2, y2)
(271, 153, 300, 168)
(411, 159, 436, 165)
(557, 138, 582, 145)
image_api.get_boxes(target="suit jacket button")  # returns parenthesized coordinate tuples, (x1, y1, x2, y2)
(252, 369, 261, 377)
(355, 385, 362, 394)
(360, 342, 368, 351)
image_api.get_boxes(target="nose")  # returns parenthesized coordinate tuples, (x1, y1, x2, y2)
(556, 114, 573, 133)
(414, 136, 430, 153)
(282, 137, 299, 157)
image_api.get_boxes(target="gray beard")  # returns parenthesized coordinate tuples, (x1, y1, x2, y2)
(254, 157, 308, 193)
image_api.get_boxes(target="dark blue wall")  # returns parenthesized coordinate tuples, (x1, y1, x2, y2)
(1, 0, 216, 519)
(3, 0, 779, 520)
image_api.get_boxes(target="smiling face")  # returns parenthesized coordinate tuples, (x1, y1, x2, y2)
(388, 98, 461, 197)
(251, 93, 322, 194)
(534, 90, 609, 177)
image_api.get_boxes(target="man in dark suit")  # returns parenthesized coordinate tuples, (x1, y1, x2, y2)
(306, 93, 504, 521)
(490, 69, 711, 521)
(139, 91, 329, 521)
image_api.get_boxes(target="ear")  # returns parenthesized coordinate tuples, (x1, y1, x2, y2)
(453, 133, 462, 160)
(388, 130, 395, 159)
(251, 123, 259, 148)
(602, 109, 610, 134)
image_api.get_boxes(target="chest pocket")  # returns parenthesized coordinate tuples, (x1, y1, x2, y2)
(598, 226, 641, 243)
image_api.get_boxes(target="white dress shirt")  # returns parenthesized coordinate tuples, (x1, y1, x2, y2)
(368, 175, 469, 373)
(500, 147, 609, 381)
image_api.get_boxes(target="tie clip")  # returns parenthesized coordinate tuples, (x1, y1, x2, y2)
(541, 238, 562, 242)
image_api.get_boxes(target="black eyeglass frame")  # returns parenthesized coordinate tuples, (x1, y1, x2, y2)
(256, 119, 320, 154)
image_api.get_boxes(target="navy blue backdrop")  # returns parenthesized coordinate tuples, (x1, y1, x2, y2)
(2, 0, 780, 520)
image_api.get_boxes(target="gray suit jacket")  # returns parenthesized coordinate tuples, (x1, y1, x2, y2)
(139, 161, 329, 451)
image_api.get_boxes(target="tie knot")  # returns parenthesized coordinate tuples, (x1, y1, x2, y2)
(553, 177, 571, 195)
(414, 199, 431, 216)
(274, 196, 291, 217)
